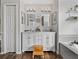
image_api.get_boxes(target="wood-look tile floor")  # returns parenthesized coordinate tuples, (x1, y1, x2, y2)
(0, 51, 63, 59)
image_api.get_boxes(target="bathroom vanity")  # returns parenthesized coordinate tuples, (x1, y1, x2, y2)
(22, 32, 56, 52)
(59, 36, 78, 59)
(59, 43, 78, 59)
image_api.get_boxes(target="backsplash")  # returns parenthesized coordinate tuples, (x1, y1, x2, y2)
(59, 35, 78, 42)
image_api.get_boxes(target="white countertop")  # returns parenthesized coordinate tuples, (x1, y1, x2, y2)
(59, 41, 78, 54)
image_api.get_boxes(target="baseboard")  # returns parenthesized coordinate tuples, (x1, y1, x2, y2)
(24, 51, 56, 53)
(0, 52, 6, 54)
(0, 52, 21, 54)
(16, 51, 22, 54)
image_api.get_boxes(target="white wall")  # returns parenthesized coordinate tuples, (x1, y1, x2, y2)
(1, 0, 19, 3)
(22, 0, 53, 5)
(20, 0, 26, 32)
(21, 0, 58, 11)
(59, 0, 78, 35)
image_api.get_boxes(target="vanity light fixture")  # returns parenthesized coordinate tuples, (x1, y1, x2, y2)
(26, 8, 52, 13)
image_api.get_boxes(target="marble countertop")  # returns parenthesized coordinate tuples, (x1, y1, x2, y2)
(59, 41, 78, 54)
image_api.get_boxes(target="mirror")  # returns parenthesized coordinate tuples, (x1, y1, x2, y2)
(25, 11, 57, 32)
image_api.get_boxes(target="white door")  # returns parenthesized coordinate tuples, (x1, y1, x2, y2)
(3, 4, 16, 52)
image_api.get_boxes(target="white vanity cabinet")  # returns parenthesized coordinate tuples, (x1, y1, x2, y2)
(22, 32, 55, 52)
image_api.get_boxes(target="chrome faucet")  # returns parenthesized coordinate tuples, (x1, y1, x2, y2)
(69, 40, 78, 46)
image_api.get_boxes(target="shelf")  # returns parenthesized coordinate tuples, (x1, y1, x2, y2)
(67, 11, 78, 16)
(66, 4, 78, 18)
(66, 16, 78, 21)
(69, 11, 77, 17)
(66, 11, 78, 21)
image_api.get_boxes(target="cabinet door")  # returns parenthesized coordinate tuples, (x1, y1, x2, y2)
(22, 33, 29, 51)
(42, 32, 55, 51)
(23, 32, 33, 51)
(37, 32, 43, 45)
(43, 32, 50, 51)
(49, 32, 55, 51)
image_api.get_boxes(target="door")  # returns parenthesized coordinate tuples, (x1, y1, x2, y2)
(3, 3, 16, 52)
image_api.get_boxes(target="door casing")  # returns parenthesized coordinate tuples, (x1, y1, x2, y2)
(1, 3, 19, 53)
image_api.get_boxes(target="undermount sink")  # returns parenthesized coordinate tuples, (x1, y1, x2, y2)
(73, 44, 78, 49)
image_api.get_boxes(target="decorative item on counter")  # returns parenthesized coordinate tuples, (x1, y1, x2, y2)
(41, 16, 44, 26)
(74, 5, 78, 11)
(69, 40, 78, 46)
(66, 16, 78, 21)
(24, 30, 30, 32)
(73, 17, 78, 19)
(35, 27, 41, 32)
(66, 5, 78, 13)
(50, 29, 53, 32)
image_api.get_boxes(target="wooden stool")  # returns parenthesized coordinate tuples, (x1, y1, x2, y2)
(32, 45, 44, 59)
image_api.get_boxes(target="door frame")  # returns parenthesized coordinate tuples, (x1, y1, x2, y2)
(1, 2, 19, 53)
